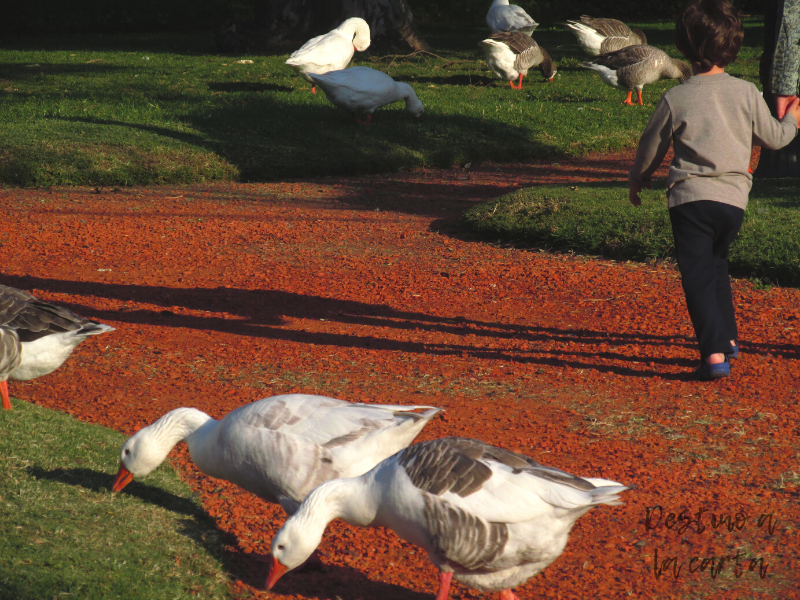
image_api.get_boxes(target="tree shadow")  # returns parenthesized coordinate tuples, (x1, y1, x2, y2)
(5, 273, 794, 382)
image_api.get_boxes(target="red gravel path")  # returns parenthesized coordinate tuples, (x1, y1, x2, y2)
(2, 151, 798, 600)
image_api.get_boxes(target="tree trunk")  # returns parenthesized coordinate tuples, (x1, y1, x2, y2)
(754, 0, 800, 179)
(217, 0, 431, 54)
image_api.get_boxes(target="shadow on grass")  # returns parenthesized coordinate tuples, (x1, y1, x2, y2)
(208, 81, 293, 93)
(47, 89, 561, 182)
(26, 466, 205, 517)
(5, 273, 797, 382)
(0, 31, 218, 55)
(0, 61, 128, 78)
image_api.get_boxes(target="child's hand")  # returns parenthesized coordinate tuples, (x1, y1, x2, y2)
(785, 96, 800, 127)
(629, 180, 650, 206)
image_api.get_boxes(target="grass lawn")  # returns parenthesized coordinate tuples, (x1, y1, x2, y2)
(460, 179, 800, 287)
(0, 398, 232, 600)
(0, 19, 763, 186)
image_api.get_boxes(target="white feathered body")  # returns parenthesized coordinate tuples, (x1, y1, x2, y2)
(286, 18, 371, 83)
(486, 0, 538, 36)
(480, 33, 555, 82)
(272, 437, 628, 594)
(118, 393, 442, 514)
(309, 67, 425, 118)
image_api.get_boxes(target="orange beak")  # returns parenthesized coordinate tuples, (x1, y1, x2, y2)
(266, 555, 288, 590)
(111, 464, 134, 492)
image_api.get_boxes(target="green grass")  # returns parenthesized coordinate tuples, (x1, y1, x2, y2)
(0, 398, 232, 600)
(0, 19, 763, 186)
(460, 179, 800, 287)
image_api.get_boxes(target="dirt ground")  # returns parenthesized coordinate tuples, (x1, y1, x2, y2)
(2, 150, 798, 600)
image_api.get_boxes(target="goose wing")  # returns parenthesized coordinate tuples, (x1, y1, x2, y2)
(223, 394, 441, 505)
(487, 32, 540, 72)
(0, 284, 104, 342)
(399, 437, 622, 523)
(577, 16, 633, 38)
(589, 44, 655, 71)
(397, 437, 626, 570)
(0, 327, 22, 377)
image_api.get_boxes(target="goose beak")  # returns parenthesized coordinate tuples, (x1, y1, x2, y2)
(266, 556, 288, 590)
(111, 464, 134, 492)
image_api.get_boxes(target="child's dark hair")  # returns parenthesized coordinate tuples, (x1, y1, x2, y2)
(675, 0, 744, 70)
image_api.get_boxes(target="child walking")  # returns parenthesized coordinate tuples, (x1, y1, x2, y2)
(629, 0, 800, 380)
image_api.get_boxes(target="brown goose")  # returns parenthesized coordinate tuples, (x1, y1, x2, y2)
(582, 44, 691, 105)
(0, 284, 115, 409)
(267, 437, 628, 599)
(567, 15, 647, 55)
(480, 32, 556, 89)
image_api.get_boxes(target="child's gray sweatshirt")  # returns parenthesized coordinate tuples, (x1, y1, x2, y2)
(629, 72, 797, 210)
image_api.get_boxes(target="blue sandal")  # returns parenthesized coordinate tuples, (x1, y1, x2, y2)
(695, 356, 730, 380)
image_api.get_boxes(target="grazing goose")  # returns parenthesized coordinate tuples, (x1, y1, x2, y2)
(308, 67, 424, 126)
(567, 16, 647, 55)
(480, 32, 556, 89)
(0, 284, 115, 410)
(285, 18, 371, 93)
(582, 45, 691, 105)
(486, 0, 539, 36)
(267, 437, 628, 599)
(111, 393, 443, 516)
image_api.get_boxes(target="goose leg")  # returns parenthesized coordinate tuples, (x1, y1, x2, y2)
(353, 113, 372, 126)
(637, 90, 644, 105)
(1, 380, 10, 410)
(435, 571, 453, 600)
(622, 91, 635, 105)
(312, 85, 316, 94)
(509, 73, 524, 90)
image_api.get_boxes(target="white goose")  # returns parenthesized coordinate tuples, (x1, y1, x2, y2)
(480, 32, 556, 89)
(268, 437, 628, 599)
(486, 0, 539, 36)
(308, 67, 424, 126)
(582, 44, 692, 106)
(0, 284, 115, 410)
(285, 18, 371, 93)
(111, 393, 443, 515)
(567, 16, 647, 56)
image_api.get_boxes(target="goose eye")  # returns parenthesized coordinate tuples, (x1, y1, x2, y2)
(277, 544, 284, 551)
(124, 449, 131, 456)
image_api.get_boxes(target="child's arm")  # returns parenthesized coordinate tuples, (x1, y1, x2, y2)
(629, 97, 672, 206)
(753, 88, 798, 148)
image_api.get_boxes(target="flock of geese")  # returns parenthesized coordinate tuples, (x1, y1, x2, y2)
(2, 277, 630, 599)
(282, 1, 692, 124)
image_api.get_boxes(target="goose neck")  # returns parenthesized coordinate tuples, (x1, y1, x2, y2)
(151, 407, 215, 450)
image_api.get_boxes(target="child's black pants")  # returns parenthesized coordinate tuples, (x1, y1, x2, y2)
(669, 201, 744, 360)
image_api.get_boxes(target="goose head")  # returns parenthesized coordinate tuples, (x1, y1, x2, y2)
(403, 85, 425, 119)
(111, 407, 212, 492)
(340, 17, 371, 52)
(267, 512, 324, 589)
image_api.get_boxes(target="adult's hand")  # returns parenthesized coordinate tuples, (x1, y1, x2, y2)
(776, 94, 799, 119)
